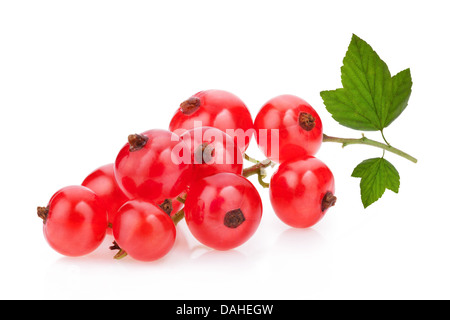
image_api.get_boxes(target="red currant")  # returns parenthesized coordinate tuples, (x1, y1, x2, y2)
(112, 200, 176, 261)
(82, 163, 129, 234)
(184, 172, 262, 251)
(114, 129, 192, 205)
(254, 94, 323, 163)
(169, 89, 254, 153)
(37, 186, 108, 257)
(180, 126, 243, 183)
(269, 156, 336, 228)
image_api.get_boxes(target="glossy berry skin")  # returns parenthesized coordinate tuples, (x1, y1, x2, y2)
(180, 126, 243, 183)
(254, 94, 323, 163)
(38, 186, 108, 257)
(112, 200, 176, 261)
(169, 89, 254, 153)
(184, 173, 262, 251)
(269, 156, 336, 228)
(82, 163, 129, 234)
(114, 129, 192, 205)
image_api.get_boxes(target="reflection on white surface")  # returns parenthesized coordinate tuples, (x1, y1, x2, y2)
(41, 222, 334, 299)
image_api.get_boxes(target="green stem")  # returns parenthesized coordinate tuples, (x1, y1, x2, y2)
(257, 173, 270, 188)
(322, 133, 417, 163)
(244, 153, 260, 164)
(171, 208, 185, 226)
(242, 159, 273, 177)
(242, 159, 274, 188)
(380, 130, 391, 146)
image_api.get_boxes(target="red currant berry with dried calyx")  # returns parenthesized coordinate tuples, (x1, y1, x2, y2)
(184, 172, 263, 251)
(254, 94, 323, 163)
(169, 89, 254, 153)
(269, 156, 336, 228)
(114, 129, 192, 206)
(37, 185, 108, 257)
(111, 200, 176, 261)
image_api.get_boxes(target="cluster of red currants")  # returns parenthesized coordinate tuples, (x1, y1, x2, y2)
(37, 90, 336, 261)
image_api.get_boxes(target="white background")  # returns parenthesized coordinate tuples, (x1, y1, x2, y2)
(1, 0, 449, 300)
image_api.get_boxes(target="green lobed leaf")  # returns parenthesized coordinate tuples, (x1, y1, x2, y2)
(385, 68, 413, 127)
(320, 88, 379, 131)
(341, 34, 392, 130)
(320, 34, 412, 131)
(351, 157, 400, 208)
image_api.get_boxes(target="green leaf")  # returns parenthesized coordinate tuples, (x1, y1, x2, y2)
(351, 157, 400, 208)
(320, 88, 379, 131)
(341, 34, 392, 130)
(320, 34, 412, 131)
(385, 68, 413, 127)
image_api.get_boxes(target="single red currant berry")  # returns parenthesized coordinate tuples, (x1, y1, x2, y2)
(254, 94, 323, 163)
(184, 172, 262, 251)
(180, 126, 243, 183)
(269, 156, 336, 228)
(169, 89, 254, 153)
(82, 163, 129, 234)
(37, 186, 108, 257)
(111, 200, 176, 261)
(114, 129, 192, 205)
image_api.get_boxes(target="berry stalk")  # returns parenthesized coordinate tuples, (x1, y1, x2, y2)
(242, 158, 275, 188)
(171, 209, 185, 226)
